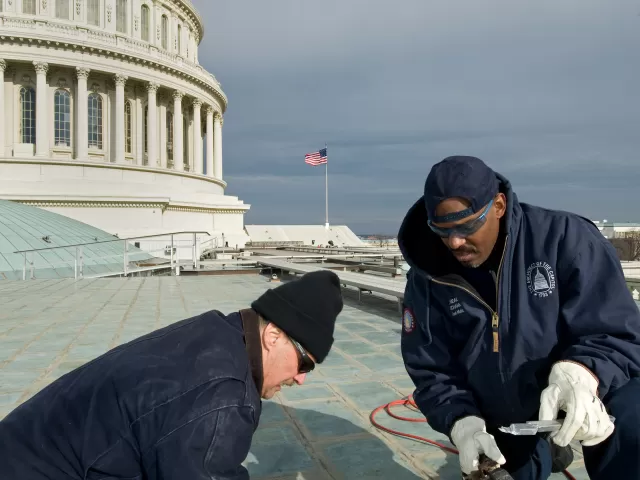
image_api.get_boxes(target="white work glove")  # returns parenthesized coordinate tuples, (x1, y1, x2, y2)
(539, 361, 615, 447)
(450, 416, 506, 474)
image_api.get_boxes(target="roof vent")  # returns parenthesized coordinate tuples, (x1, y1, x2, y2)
(42, 235, 51, 243)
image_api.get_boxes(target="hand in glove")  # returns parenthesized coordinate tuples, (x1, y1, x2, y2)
(539, 361, 615, 447)
(450, 416, 506, 474)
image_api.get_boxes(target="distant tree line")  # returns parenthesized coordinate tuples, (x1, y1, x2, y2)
(609, 231, 640, 261)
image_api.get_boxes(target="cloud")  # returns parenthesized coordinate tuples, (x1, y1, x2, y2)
(193, 0, 640, 234)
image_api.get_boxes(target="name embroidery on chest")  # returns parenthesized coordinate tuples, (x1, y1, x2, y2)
(449, 297, 464, 316)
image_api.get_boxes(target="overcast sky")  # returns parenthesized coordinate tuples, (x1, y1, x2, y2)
(192, 0, 640, 235)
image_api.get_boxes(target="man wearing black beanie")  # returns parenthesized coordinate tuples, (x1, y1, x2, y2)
(0, 270, 344, 480)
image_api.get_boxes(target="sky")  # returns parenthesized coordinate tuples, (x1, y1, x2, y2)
(192, 0, 640, 235)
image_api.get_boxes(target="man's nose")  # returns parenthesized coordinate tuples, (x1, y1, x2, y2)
(447, 235, 467, 250)
(293, 373, 306, 385)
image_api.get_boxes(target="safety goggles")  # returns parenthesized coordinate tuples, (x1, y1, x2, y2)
(428, 199, 493, 238)
(291, 338, 315, 373)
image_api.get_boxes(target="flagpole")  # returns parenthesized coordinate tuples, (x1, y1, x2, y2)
(325, 143, 329, 229)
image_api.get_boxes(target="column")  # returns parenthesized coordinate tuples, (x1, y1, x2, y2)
(172, 90, 183, 171)
(192, 99, 202, 175)
(159, 95, 167, 168)
(206, 107, 214, 177)
(34, 61, 49, 157)
(146, 82, 158, 166)
(0, 60, 6, 156)
(135, 91, 143, 165)
(114, 74, 128, 163)
(213, 112, 223, 180)
(76, 67, 90, 160)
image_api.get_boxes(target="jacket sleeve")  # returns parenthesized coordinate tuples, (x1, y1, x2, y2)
(400, 268, 481, 436)
(559, 221, 640, 398)
(147, 404, 257, 479)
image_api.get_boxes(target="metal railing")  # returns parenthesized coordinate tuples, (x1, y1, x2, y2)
(13, 231, 210, 281)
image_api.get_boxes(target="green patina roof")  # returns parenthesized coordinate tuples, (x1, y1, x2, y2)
(0, 201, 153, 280)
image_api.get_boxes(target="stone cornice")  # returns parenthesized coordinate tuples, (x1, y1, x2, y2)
(0, 158, 228, 189)
(0, 25, 227, 111)
(15, 199, 249, 214)
(166, 205, 249, 214)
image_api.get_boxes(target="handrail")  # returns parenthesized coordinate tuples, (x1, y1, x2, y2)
(13, 231, 210, 254)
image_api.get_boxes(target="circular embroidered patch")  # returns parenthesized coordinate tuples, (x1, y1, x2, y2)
(402, 307, 415, 333)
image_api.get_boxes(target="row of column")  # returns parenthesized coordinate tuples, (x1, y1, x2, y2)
(0, 60, 223, 180)
(0, 61, 5, 154)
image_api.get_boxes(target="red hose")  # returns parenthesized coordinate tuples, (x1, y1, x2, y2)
(369, 395, 577, 479)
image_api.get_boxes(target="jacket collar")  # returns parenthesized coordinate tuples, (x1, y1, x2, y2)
(239, 308, 264, 395)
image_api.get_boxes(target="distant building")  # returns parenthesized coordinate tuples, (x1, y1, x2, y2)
(0, 0, 250, 252)
(591, 220, 640, 239)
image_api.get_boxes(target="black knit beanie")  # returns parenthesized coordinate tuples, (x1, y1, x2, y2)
(251, 270, 343, 363)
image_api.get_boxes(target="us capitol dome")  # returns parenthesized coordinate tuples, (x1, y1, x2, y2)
(0, 0, 250, 249)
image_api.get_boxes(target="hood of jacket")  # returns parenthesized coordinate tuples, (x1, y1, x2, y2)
(398, 171, 522, 278)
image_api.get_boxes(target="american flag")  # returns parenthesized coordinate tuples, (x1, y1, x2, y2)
(304, 148, 327, 166)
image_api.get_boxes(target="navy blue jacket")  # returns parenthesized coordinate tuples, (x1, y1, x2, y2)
(398, 173, 640, 437)
(0, 310, 261, 479)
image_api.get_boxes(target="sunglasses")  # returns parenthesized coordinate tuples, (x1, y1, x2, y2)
(427, 199, 493, 238)
(290, 338, 315, 374)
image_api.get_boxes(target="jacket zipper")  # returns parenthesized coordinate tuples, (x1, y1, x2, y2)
(430, 235, 509, 353)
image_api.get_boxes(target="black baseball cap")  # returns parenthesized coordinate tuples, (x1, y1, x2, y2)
(424, 155, 499, 223)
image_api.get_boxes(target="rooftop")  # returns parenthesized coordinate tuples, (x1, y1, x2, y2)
(0, 274, 624, 479)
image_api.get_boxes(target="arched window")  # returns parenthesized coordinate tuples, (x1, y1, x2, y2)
(22, 0, 36, 14)
(88, 93, 103, 149)
(166, 111, 173, 162)
(125, 101, 132, 154)
(183, 116, 188, 168)
(54, 90, 71, 147)
(20, 87, 36, 144)
(116, 0, 127, 34)
(56, 0, 71, 20)
(141, 5, 150, 42)
(87, 0, 100, 26)
(144, 106, 148, 154)
(177, 24, 182, 54)
(161, 15, 168, 50)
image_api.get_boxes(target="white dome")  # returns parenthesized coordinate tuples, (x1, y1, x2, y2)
(0, 0, 249, 251)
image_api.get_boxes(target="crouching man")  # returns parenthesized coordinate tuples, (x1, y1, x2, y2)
(0, 270, 343, 480)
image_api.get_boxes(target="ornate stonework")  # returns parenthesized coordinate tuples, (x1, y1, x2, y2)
(33, 61, 49, 75)
(76, 67, 90, 79)
(114, 74, 128, 87)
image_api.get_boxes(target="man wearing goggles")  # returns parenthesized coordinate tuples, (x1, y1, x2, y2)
(398, 155, 640, 479)
(0, 270, 343, 480)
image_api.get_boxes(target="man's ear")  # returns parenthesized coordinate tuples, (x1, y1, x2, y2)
(494, 193, 507, 219)
(261, 323, 283, 353)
